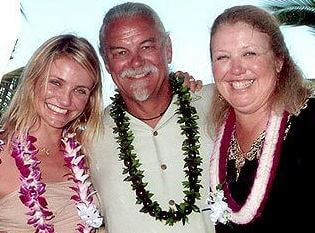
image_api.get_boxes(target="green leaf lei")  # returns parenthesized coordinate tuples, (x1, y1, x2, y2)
(109, 73, 203, 226)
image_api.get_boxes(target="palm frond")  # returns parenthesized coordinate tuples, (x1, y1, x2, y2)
(20, 3, 27, 20)
(263, 0, 315, 29)
(9, 40, 18, 60)
(0, 67, 23, 118)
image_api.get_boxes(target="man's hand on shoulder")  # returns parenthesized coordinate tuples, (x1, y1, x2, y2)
(174, 71, 203, 93)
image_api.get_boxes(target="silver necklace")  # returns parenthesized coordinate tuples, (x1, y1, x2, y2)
(228, 129, 266, 181)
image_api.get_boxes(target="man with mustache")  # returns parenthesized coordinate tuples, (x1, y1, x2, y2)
(90, 2, 214, 233)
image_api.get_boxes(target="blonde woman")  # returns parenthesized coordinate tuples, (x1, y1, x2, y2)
(0, 34, 104, 232)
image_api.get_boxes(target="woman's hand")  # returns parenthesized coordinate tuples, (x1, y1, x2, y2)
(174, 71, 203, 92)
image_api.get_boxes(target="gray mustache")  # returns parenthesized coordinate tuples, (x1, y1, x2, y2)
(120, 65, 158, 78)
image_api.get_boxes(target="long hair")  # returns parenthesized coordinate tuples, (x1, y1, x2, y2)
(1, 34, 104, 150)
(99, 2, 169, 64)
(209, 5, 312, 131)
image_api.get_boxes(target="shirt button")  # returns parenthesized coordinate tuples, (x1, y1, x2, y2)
(169, 200, 175, 206)
(153, 131, 158, 136)
(161, 164, 167, 170)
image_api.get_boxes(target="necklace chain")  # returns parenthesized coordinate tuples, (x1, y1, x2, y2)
(228, 129, 266, 181)
(128, 107, 168, 121)
(127, 95, 173, 121)
(39, 147, 50, 156)
(109, 73, 203, 226)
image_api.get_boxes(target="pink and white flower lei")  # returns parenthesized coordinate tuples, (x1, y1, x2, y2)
(0, 129, 5, 160)
(62, 133, 103, 232)
(8, 133, 103, 233)
(208, 109, 288, 225)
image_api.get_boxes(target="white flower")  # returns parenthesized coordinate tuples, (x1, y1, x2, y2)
(76, 202, 103, 228)
(71, 154, 85, 166)
(205, 189, 231, 225)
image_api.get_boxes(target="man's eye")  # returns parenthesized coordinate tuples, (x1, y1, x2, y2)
(117, 50, 128, 56)
(244, 51, 257, 57)
(112, 50, 127, 58)
(118, 50, 127, 55)
(142, 45, 154, 50)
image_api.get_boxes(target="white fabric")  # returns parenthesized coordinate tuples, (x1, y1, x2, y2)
(0, 0, 20, 79)
(90, 84, 215, 233)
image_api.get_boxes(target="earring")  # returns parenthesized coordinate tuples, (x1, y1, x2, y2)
(78, 113, 87, 131)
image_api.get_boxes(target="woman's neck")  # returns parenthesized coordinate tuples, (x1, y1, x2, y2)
(234, 108, 271, 152)
(30, 124, 63, 151)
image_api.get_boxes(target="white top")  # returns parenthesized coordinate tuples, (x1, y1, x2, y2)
(90, 84, 215, 233)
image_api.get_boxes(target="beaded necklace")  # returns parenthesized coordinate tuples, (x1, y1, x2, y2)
(228, 129, 266, 181)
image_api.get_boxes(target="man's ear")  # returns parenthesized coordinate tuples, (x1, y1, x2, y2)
(165, 35, 172, 64)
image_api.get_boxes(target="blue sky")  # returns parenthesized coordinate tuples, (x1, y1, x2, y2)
(5, 0, 315, 105)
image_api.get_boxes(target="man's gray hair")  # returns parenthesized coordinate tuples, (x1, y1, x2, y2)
(99, 2, 168, 64)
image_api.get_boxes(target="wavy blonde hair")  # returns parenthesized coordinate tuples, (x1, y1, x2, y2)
(1, 34, 104, 150)
(209, 5, 312, 132)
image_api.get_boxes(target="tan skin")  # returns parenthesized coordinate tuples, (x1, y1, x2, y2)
(0, 61, 199, 198)
(104, 15, 202, 128)
(211, 22, 283, 152)
(104, 16, 172, 128)
(0, 56, 94, 199)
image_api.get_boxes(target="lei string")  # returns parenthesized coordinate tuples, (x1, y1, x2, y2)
(11, 135, 55, 233)
(9, 133, 103, 233)
(109, 73, 203, 226)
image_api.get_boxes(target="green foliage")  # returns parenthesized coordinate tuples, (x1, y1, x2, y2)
(109, 73, 203, 226)
(263, 0, 315, 33)
(0, 67, 22, 118)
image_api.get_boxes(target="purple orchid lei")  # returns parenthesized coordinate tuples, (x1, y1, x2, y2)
(7, 133, 103, 233)
(11, 135, 55, 232)
(0, 136, 5, 160)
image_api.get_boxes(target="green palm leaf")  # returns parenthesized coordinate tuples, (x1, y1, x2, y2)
(0, 67, 23, 117)
(263, 0, 315, 33)
(20, 3, 26, 19)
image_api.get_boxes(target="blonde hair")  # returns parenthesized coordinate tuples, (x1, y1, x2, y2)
(1, 34, 104, 150)
(209, 5, 312, 132)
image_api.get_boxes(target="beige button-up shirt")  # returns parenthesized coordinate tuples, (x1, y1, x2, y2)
(90, 84, 215, 233)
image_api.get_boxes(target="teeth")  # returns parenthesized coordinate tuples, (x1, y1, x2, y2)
(121, 67, 152, 79)
(47, 104, 67, 114)
(133, 72, 147, 79)
(231, 80, 254, 89)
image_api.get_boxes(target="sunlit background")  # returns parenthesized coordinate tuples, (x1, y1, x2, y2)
(4, 0, 315, 105)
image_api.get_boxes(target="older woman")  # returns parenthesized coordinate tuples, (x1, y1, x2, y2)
(206, 5, 314, 233)
(0, 34, 104, 232)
